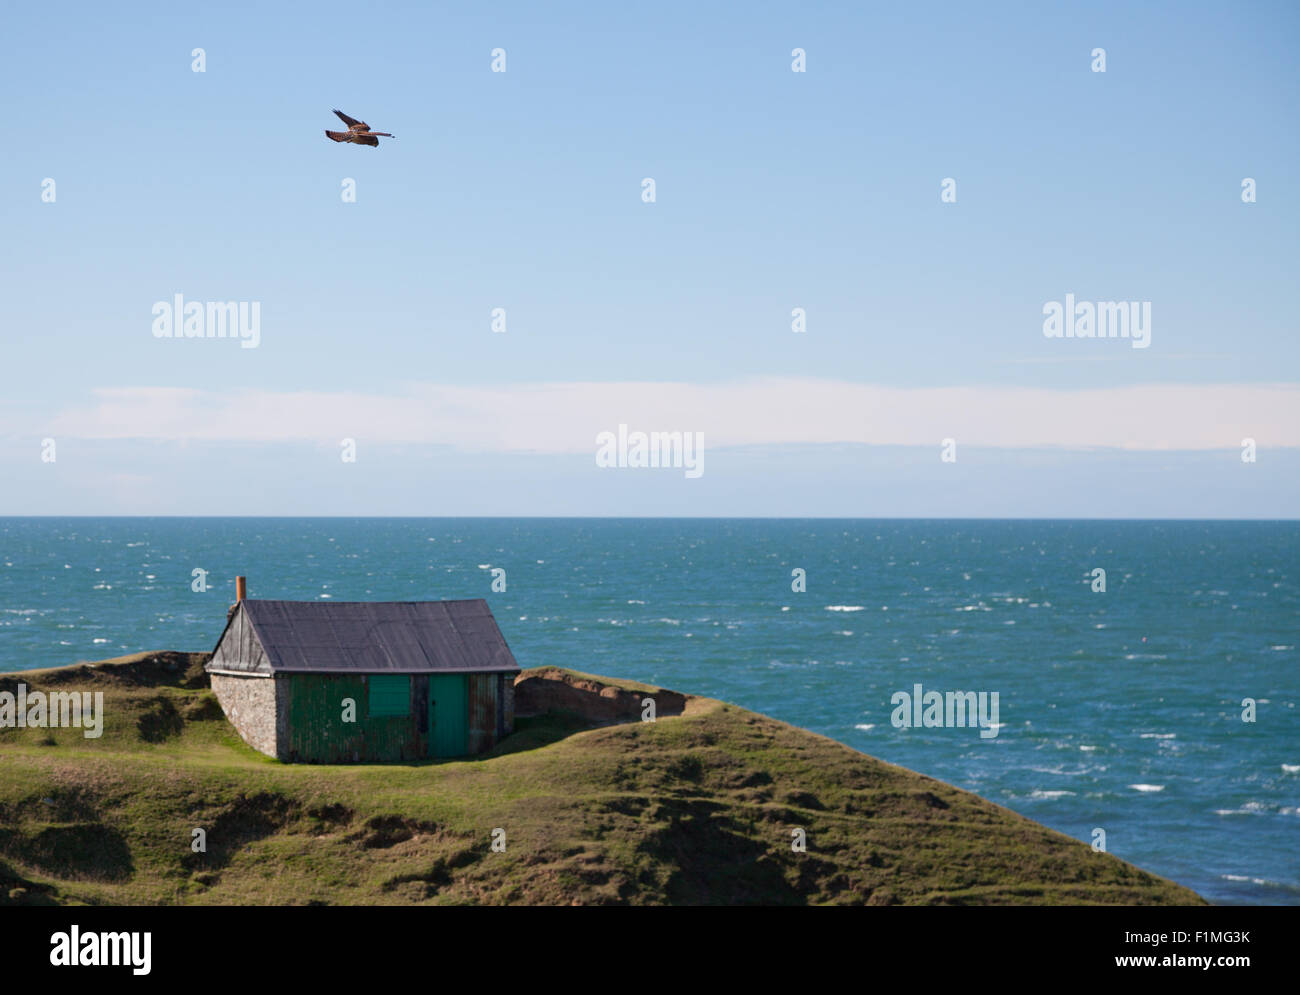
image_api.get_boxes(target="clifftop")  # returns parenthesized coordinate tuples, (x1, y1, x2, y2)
(0, 652, 1203, 905)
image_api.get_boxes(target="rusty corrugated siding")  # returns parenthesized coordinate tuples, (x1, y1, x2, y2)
(501, 673, 515, 735)
(467, 672, 497, 754)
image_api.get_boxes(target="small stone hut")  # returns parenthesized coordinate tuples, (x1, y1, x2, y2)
(206, 584, 519, 763)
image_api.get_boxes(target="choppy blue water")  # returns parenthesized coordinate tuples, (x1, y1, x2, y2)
(1, 517, 1295, 905)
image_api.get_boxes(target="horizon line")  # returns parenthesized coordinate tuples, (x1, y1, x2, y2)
(1, 515, 1297, 523)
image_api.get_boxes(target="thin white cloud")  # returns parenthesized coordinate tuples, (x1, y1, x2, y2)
(44, 379, 1300, 452)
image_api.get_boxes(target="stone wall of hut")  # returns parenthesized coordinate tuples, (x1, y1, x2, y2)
(210, 672, 279, 758)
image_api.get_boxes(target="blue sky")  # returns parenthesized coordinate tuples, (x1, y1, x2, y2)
(1, 1, 1297, 516)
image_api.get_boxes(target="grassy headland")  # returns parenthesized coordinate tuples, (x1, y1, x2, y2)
(0, 652, 1204, 905)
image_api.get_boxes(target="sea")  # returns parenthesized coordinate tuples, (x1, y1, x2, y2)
(0, 517, 1295, 906)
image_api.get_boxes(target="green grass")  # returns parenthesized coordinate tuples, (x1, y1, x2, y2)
(0, 653, 1205, 905)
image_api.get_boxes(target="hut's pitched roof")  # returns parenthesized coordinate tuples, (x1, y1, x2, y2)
(207, 599, 520, 675)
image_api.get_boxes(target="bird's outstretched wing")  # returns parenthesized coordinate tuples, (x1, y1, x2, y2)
(333, 109, 367, 130)
(325, 129, 351, 142)
(355, 134, 379, 147)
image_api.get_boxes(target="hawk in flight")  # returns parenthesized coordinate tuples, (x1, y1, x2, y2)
(325, 109, 394, 147)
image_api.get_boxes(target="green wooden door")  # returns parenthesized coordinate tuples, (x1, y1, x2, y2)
(428, 674, 468, 757)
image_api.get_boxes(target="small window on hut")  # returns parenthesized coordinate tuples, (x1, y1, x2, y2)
(368, 675, 410, 717)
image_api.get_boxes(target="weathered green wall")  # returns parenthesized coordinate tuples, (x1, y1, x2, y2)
(275, 672, 511, 763)
(279, 672, 427, 763)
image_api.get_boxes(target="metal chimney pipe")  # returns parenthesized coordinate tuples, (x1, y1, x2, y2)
(235, 576, 247, 601)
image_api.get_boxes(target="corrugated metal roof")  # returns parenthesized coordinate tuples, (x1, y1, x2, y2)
(212, 599, 521, 675)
